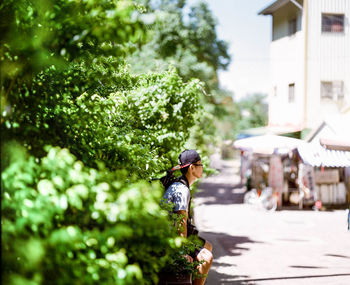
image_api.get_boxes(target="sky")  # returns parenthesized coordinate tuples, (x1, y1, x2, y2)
(188, 0, 274, 100)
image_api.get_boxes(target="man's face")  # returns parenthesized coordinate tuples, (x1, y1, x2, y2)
(191, 160, 203, 178)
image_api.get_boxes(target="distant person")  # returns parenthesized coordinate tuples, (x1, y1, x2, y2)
(162, 149, 213, 285)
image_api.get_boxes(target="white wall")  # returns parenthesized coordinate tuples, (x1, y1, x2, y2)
(269, 33, 304, 128)
(269, 2, 304, 129)
(268, 0, 350, 131)
(306, 0, 350, 129)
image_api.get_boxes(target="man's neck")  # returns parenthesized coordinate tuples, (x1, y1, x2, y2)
(185, 173, 196, 186)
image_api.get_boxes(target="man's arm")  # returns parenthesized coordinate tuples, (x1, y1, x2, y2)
(175, 210, 188, 237)
(174, 210, 193, 263)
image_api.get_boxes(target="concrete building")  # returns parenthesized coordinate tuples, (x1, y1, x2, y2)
(259, 0, 350, 135)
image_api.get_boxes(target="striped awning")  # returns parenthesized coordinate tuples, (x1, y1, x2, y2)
(297, 143, 350, 167)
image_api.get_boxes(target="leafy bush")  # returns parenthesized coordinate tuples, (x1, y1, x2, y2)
(2, 145, 187, 284)
(4, 62, 202, 178)
(1, 1, 214, 283)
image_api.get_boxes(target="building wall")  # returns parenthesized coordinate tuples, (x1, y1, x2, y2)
(306, 0, 350, 129)
(268, 0, 350, 130)
(269, 2, 304, 129)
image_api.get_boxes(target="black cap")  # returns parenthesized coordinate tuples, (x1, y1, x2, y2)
(178, 149, 201, 166)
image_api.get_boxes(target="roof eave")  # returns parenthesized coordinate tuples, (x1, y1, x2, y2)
(320, 138, 350, 151)
(258, 0, 290, 15)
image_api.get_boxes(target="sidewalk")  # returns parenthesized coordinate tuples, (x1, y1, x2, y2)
(194, 154, 350, 285)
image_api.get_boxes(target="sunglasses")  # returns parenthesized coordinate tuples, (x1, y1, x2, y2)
(192, 163, 203, 167)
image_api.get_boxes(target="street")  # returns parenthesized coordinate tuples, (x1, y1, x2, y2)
(194, 154, 350, 285)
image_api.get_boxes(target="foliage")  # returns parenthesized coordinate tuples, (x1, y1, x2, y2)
(2, 145, 184, 284)
(0, 0, 237, 282)
(127, 0, 232, 151)
(0, 0, 206, 171)
(3, 61, 202, 178)
(129, 0, 230, 88)
(215, 93, 268, 141)
(1, 0, 147, 89)
(159, 205, 205, 278)
(236, 93, 268, 132)
(1, 0, 208, 284)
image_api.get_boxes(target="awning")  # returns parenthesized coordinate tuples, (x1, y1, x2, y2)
(320, 138, 350, 151)
(297, 143, 350, 167)
(236, 125, 302, 140)
(258, 0, 303, 15)
(258, 0, 290, 15)
(234, 134, 305, 155)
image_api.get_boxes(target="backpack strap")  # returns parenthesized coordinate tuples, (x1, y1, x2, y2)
(175, 175, 189, 188)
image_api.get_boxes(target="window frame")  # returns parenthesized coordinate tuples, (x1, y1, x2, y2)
(288, 83, 295, 103)
(320, 81, 333, 100)
(320, 81, 344, 101)
(321, 13, 345, 33)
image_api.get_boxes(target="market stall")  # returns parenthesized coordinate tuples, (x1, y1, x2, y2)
(234, 135, 305, 208)
(234, 134, 350, 208)
(297, 142, 350, 206)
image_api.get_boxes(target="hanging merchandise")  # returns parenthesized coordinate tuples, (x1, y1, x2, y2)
(298, 163, 317, 202)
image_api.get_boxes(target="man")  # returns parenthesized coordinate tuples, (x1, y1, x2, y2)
(163, 149, 213, 285)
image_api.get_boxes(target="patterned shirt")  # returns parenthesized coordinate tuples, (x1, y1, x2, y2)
(162, 182, 190, 212)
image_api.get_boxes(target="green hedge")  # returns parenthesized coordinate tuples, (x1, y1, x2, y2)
(1, 1, 207, 283)
(2, 145, 191, 284)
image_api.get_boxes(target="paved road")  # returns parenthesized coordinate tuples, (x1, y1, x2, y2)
(194, 154, 350, 285)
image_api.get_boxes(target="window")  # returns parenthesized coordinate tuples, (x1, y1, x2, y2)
(288, 83, 295, 103)
(321, 82, 333, 99)
(332, 81, 344, 100)
(288, 18, 297, 35)
(321, 81, 344, 100)
(322, 14, 344, 33)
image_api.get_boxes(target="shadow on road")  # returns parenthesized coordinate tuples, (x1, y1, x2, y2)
(233, 273, 350, 283)
(324, 253, 350, 259)
(195, 182, 245, 206)
(200, 231, 263, 259)
(207, 269, 254, 285)
(194, 158, 260, 284)
(197, 231, 263, 285)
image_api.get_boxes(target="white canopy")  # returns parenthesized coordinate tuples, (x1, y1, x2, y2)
(233, 135, 305, 155)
